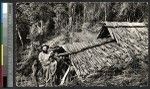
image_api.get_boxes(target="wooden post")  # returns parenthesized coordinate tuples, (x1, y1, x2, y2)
(60, 66, 70, 85)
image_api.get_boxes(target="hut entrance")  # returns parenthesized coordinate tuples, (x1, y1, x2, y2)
(53, 46, 77, 86)
(97, 25, 117, 43)
(97, 25, 111, 39)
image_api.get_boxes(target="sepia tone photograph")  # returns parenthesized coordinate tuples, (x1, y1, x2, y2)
(15, 2, 148, 87)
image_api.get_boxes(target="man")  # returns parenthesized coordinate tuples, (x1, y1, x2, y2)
(38, 45, 57, 87)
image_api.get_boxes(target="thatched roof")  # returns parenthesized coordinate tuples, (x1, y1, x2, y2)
(98, 22, 147, 44)
(97, 22, 148, 59)
(62, 41, 132, 78)
(43, 22, 147, 81)
(60, 22, 148, 79)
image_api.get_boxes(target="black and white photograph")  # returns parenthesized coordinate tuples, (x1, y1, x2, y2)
(15, 2, 148, 87)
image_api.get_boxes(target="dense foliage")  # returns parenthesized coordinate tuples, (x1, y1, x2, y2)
(16, 2, 148, 46)
(16, 2, 148, 87)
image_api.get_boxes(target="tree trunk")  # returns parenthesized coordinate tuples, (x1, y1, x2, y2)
(17, 29, 24, 47)
(83, 3, 87, 22)
(105, 3, 107, 21)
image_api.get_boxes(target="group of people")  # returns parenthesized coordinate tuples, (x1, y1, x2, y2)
(38, 44, 58, 86)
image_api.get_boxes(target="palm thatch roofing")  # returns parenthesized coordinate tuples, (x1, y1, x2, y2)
(97, 22, 148, 59)
(62, 40, 132, 78)
(44, 22, 148, 81)
(59, 22, 148, 80)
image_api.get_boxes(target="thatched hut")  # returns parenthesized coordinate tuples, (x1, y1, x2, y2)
(46, 22, 148, 85)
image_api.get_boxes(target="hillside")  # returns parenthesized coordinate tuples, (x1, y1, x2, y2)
(15, 2, 148, 87)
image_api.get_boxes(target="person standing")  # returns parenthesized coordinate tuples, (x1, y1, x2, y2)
(38, 45, 57, 87)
